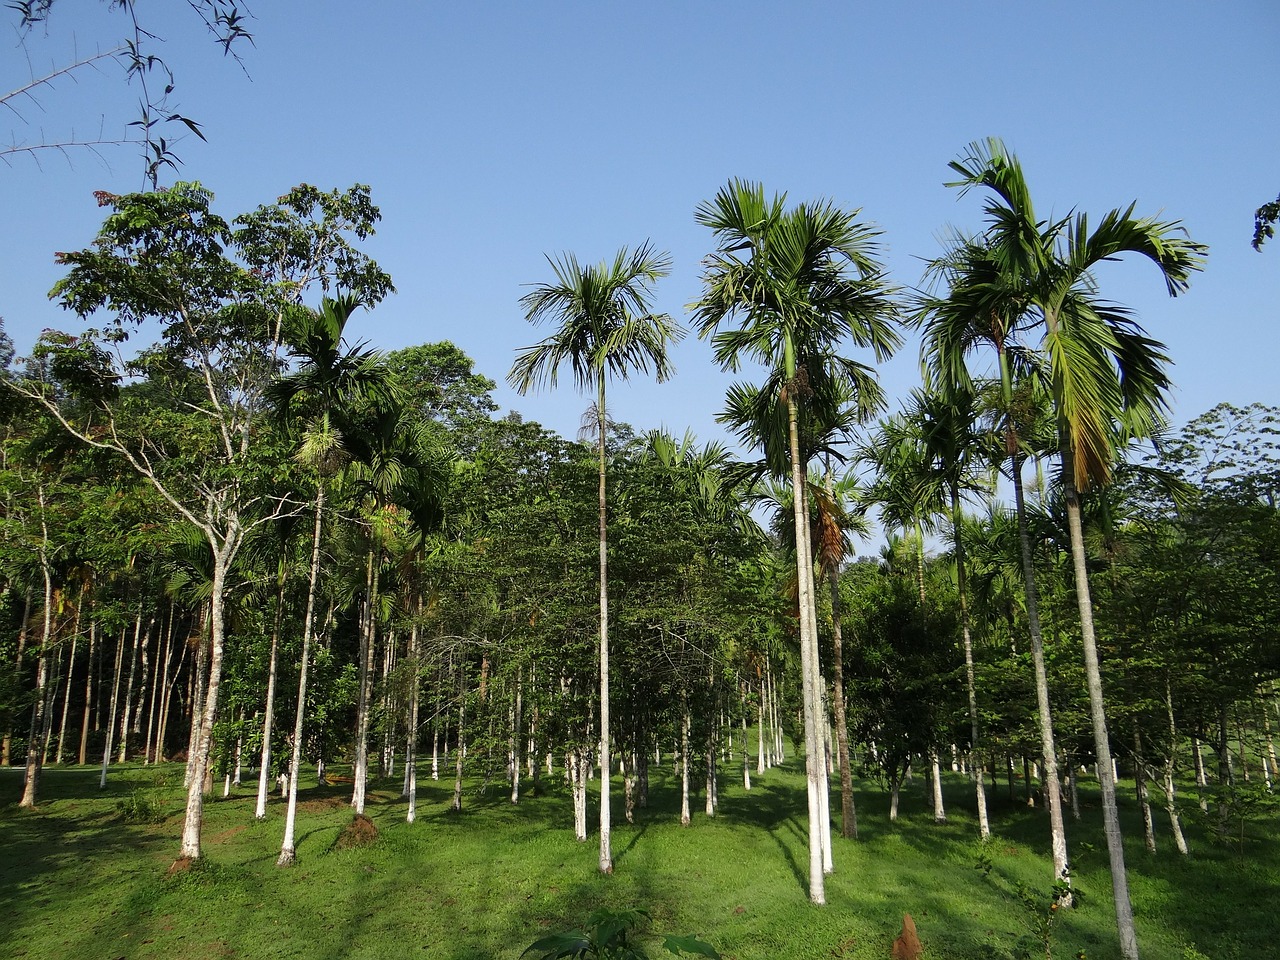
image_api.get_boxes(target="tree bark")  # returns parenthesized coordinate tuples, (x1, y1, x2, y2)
(100, 620, 128, 789)
(1011, 451, 1072, 895)
(179, 544, 236, 862)
(828, 536, 857, 839)
(1063, 473, 1138, 960)
(406, 616, 422, 821)
(788, 389, 826, 903)
(256, 566, 287, 820)
(352, 548, 378, 815)
(78, 618, 97, 765)
(279, 490, 324, 865)
(19, 523, 54, 808)
(596, 377, 613, 875)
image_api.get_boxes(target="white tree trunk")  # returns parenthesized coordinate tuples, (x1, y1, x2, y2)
(1064, 481, 1137, 960)
(680, 706, 691, 827)
(180, 548, 236, 862)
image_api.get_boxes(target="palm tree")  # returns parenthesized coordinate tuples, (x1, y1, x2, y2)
(507, 243, 681, 875)
(918, 240, 1075, 878)
(864, 386, 996, 835)
(691, 180, 899, 903)
(268, 294, 399, 865)
(940, 138, 1207, 960)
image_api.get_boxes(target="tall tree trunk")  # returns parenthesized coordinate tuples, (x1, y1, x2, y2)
(951, 486, 989, 838)
(508, 665, 521, 806)
(756, 675, 767, 775)
(256, 566, 287, 820)
(596, 378, 613, 875)
(19, 514, 55, 808)
(54, 627, 77, 765)
(788, 390, 825, 903)
(132, 613, 152, 738)
(451, 695, 465, 813)
(183, 610, 208, 787)
(1011, 451, 1072, 896)
(679, 701, 691, 827)
(930, 748, 947, 823)
(100, 619, 128, 789)
(78, 618, 97, 765)
(352, 548, 378, 815)
(1063, 472, 1138, 960)
(1161, 676, 1189, 855)
(142, 603, 172, 765)
(1261, 690, 1277, 793)
(1133, 728, 1156, 853)
(157, 623, 190, 765)
(2, 592, 32, 767)
(827, 531, 857, 840)
(406, 615, 422, 822)
(179, 544, 236, 862)
(279, 491, 325, 865)
(117, 605, 143, 764)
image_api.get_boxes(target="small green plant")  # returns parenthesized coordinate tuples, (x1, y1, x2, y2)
(1015, 871, 1077, 960)
(116, 771, 174, 824)
(1181, 945, 1212, 960)
(972, 837, 994, 878)
(524, 907, 720, 960)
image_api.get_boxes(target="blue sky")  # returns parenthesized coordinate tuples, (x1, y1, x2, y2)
(4, 2, 1278, 460)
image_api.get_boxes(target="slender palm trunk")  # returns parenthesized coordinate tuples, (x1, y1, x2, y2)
(117, 607, 143, 764)
(78, 619, 97, 765)
(509, 666, 522, 805)
(826, 497, 858, 840)
(256, 568, 287, 819)
(1163, 677, 1189, 855)
(679, 701, 691, 826)
(952, 487, 990, 838)
(1134, 727, 1156, 853)
(55, 630, 77, 765)
(596, 378, 613, 875)
(279, 490, 324, 865)
(1063, 473, 1138, 960)
(2, 593, 32, 768)
(352, 548, 378, 815)
(405, 614, 422, 822)
(100, 620, 127, 789)
(1011, 449, 1072, 893)
(19, 514, 54, 808)
(787, 391, 825, 904)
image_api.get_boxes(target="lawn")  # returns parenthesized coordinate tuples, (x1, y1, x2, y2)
(1, 757, 1273, 960)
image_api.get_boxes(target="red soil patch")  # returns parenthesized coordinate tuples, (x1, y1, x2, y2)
(208, 825, 247, 844)
(299, 795, 348, 814)
(336, 813, 379, 850)
(166, 857, 194, 876)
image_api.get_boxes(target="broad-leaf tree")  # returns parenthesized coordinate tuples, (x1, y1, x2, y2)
(12, 181, 391, 863)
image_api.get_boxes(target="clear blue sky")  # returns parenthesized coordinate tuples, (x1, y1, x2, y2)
(4, 2, 1278, 459)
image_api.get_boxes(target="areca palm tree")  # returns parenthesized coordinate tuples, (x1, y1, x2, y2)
(507, 243, 681, 875)
(268, 294, 399, 865)
(864, 386, 996, 835)
(918, 238, 1074, 873)
(691, 180, 899, 903)
(936, 138, 1207, 960)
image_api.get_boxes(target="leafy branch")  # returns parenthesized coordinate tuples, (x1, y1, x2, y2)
(6, 0, 254, 185)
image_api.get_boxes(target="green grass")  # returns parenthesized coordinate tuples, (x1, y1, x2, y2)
(1, 758, 1274, 960)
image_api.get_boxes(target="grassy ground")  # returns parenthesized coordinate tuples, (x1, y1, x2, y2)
(1, 757, 1274, 960)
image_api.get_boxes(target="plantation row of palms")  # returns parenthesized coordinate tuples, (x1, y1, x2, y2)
(3, 140, 1275, 960)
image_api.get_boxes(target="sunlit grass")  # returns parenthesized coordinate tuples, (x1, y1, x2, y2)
(2, 757, 1273, 959)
